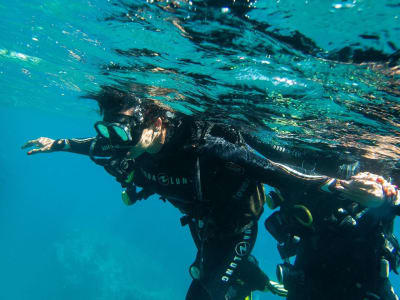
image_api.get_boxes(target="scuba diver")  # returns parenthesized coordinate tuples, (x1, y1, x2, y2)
(22, 86, 399, 300)
(260, 147, 400, 299)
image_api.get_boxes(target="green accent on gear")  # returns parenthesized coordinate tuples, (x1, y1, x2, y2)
(292, 204, 313, 227)
(125, 171, 135, 183)
(121, 190, 133, 206)
(244, 292, 252, 300)
(265, 194, 277, 209)
(266, 189, 284, 209)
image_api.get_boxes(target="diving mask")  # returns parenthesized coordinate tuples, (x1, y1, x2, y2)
(94, 114, 143, 146)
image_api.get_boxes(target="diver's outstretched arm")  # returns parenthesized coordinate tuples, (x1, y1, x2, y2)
(197, 136, 398, 208)
(22, 137, 112, 156)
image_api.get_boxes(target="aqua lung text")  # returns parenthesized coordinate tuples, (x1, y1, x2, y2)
(221, 228, 252, 282)
(141, 168, 190, 186)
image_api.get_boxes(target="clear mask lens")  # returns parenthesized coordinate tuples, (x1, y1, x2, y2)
(112, 125, 130, 142)
(97, 124, 110, 138)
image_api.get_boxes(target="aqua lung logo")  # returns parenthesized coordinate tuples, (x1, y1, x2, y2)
(235, 242, 250, 257)
(141, 169, 189, 186)
(221, 228, 253, 282)
(157, 173, 170, 186)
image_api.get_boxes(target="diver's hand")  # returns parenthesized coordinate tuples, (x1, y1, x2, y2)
(335, 172, 398, 207)
(265, 280, 288, 297)
(22, 137, 58, 155)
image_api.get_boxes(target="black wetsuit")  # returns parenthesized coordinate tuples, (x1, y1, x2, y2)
(265, 172, 400, 300)
(57, 118, 338, 300)
(245, 130, 399, 299)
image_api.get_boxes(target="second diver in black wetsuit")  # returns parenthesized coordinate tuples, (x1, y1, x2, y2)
(22, 86, 399, 300)
(256, 140, 400, 300)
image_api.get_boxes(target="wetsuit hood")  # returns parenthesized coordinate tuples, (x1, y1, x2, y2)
(150, 116, 193, 159)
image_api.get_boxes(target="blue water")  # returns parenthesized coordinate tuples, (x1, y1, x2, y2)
(1, 1, 399, 299)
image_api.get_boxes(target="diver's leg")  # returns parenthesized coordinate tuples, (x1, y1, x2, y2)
(185, 277, 253, 300)
(199, 221, 265, 299)
(187, 182, 267, 299)
(186, 279, 212, 300)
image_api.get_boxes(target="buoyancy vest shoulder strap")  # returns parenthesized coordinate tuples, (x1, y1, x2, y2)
(189, 120, 246, 147)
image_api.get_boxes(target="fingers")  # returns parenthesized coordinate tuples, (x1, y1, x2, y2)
(22, 137, 55, 155)
(342, 181, 381, 194)
(337, 179, 380, 197)
(27, 143, 54, 155)
(383, 185, 397, 198)
(359, 173, 398, 198)
(351, 172, 390, 188)
(21, 139, 40, 149)
(27, 148, 45, 155)
(351, 172, 382, 183)
(339, 172, 399, 207)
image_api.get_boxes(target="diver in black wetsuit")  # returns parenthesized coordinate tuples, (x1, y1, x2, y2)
(22, 87, 399, 300)
(260, 147, 400, 299)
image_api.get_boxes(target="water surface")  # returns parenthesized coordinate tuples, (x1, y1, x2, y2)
(1, 1, 399, 299)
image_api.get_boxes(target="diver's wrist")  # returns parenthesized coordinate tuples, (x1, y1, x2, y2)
(52, 139, 71, 151)
(320, 178, 338, 193)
